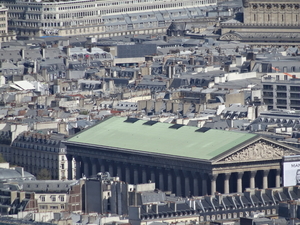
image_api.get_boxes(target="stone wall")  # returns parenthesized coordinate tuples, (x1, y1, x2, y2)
(243, 1, 300, 26)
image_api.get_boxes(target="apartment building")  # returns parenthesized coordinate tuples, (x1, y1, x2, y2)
(0, 0, 217, 38)
(0, 4, 15, 42)
(262, 76, 300, 110)
(10, 131, 76, 180)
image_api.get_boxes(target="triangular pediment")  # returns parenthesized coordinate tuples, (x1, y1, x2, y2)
(212, 137, 300, 164)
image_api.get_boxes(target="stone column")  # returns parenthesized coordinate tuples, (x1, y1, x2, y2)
(263, 170, 269, 189)
(116, 164, 122, 180)
(185, 175, 190, 197)
(210, 174, 218, 195)
(150, 169, 155, 184)
(224, 173, 231, 194)
(142, 167, 147, 183)
(100, 159, 105, 172)
(133, 165, 139, 184)
(193, 173, 199, 196)
(75, 157, 82, 179)
(167, 171, 173, 193)
(237, 172, 243, 193)
(159, 170, 164, 191)
(66, 154, 73, 180)
(109, 163, 114, 176)
(125, 166, 130, 183)
(201, 173, 208, 196)
(250, 171, 256, 189)
(176, 173, 182, 196)
(83, 157, 90, 178)
(92, 159, 98, 176)
(276, 169, 281, 187)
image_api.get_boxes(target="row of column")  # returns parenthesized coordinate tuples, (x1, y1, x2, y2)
(67, 155, 281, 196)
(211, 169, 281, 194)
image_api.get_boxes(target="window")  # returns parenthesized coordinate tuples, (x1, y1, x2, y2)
(52, 196, 56, 202)
(41, 196, 45, 202)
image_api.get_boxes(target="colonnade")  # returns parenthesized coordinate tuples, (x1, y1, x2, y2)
(67, 155, 282, 196)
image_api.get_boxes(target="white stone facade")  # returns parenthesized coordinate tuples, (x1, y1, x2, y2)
(0, 0, 217, 38)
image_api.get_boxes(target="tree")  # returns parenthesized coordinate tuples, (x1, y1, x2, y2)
(0, 154, 6, 163)
(37, 169, 51, 180)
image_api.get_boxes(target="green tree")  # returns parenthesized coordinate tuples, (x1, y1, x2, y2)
(37, 169, 51, 180)
(0, 153, 6, 163)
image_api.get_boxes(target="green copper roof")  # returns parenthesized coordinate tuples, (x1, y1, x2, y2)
(68, 117, 257, 160)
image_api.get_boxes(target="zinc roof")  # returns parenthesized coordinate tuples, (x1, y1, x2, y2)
(67, 117, 257, 161)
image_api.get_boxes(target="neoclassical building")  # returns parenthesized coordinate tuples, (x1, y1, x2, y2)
(64, 117, 300, 197)
(220, 0, 300, 44)
(10, 131, 76, 180)
(0, 0, 216, 38)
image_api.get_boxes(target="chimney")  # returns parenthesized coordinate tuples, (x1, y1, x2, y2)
(20, 49, 25, 60)
(15, 167, 24, 177)
(41, 48, 46, 59)
(33, 60, 37, 74)
(189, 56, 195, 65)
(63, 57, 69, 68)
(169, 202, 177, 211)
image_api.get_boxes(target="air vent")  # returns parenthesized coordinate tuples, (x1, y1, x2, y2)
(124, 118, 139, 123)
(195, 127, 211, 133)
(143, 121, 159, 126)
(169, 124, 184, 129)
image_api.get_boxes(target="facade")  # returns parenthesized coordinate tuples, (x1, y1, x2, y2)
(84, 172, 156, 215)
(10, 131, 76, 180)
(220, 0, 300, 44)
(0, 4, 15, 42)
(129, 186, 300, 225)
(0, 180, 80, 214)
(64, 116, 300, 197)
(0, 0, 217, 38)
(22, 180, 77, 213)
(0, 183, 37, 215)
(262, 76, 300, 110)
(247, 109, 300, 132)
(242, 0, 300, 27)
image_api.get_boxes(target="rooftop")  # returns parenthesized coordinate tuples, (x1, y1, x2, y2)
(66, 117, 257, 161)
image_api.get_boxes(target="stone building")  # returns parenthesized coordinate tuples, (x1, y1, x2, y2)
(1, 0, 216, 38)
(10, 131, 76, 180)
(129, 186, 300, 225)
(220, 0, 300, 44)
(261, 77, 300, 110)
(64, 116, 300, 197)
(0, 183, 37, 215)
(0, 4, 15, 42)
(84, 172, 157, 215)
(22, 180, 77, 213)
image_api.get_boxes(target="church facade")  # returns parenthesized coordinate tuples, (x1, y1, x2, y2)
(220, 0, 300, 44)
(63, 117, 300, 197)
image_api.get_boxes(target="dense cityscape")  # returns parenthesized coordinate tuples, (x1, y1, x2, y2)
(0, 0, 298, 224)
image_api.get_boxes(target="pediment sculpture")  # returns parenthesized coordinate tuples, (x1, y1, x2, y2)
(220, 141, 296, 162)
